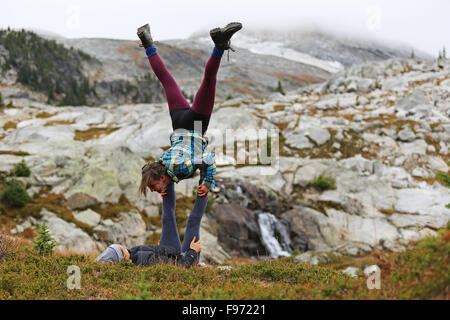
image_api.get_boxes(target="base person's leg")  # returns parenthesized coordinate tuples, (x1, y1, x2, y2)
(159, 182, 182, 253)
(181, 194, 208, 256)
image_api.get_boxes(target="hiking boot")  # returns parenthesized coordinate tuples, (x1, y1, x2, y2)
(137, 24, 154, 48)
(209, 22, 242, 50)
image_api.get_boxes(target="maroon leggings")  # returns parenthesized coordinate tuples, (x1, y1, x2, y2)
(149, 54, 221, 134)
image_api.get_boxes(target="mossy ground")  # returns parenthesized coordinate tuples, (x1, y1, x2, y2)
(0, 224, 448, 300)
(74, 127, 120, 141)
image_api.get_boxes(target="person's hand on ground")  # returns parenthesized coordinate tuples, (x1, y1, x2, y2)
(197, 185, 209, 197)
(190, 236, 201, 253)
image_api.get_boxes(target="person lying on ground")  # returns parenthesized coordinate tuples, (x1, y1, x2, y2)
(96, 182, 207, 268)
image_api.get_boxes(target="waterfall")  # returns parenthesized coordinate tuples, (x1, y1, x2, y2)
(257, 212, 292, 258)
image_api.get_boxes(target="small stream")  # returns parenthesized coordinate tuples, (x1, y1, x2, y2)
(257, 212, 292, 258)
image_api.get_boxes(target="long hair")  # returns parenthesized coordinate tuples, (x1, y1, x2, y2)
(139, 160, 167, 197)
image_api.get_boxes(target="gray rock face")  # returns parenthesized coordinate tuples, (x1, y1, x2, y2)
(303, 127, 331, 145)
(211, 203, 265, 257)
(284, 207, 334, 252)
(93, 210, 147, 248)
(395, 90, 430, 118)
(199, 223, 231, 265)
(64, 192, 99, 210)
(294, 162, 329, 187)
(393, 187, 450, 228)
(73, 209, 101, 227)
(293, 241, 373, 265)
(40, 208, 99, 254)
(325, 208, 400, 247)
(397, 128, 416, 142)
(285, 133, 314, 149)
(399, 140, 428, 155)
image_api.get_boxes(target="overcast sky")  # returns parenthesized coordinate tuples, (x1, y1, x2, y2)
(1, 0, 449, 57)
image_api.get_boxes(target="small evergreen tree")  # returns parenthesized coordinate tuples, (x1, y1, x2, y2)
(32, 222, 56, 256)
(275, 80, 285, 95)
(0, 91, 4, 107)
(410, 49, 415, 59)
(443, 46, 447, 59)
(14, 160, 31, 177)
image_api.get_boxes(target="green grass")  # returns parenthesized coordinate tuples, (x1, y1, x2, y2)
(436, 171, 450, 188)
(312, 175, 337, 191)
(1, 223, 449, 300)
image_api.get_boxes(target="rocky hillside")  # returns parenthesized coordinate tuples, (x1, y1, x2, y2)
(0, 29, 166, 106)
(0, 29, 97, 106)
(0, 54, 448, 265)
(1, 27, 429, 106)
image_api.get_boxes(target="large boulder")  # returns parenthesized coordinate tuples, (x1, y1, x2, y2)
(303, 127, 331, 145)
(211, 203, 265, 257)
(293, 242, 373, 265)
(216, 181, 287, 215)
(30, 143, 161, 208)
(284, 206, 335, 252)
(198, 222, 231, 265)
(397, 128, 417, 142)
(394, 89, 429, 117)
(398, 139, 428, 155)
(93, 209, 147, 248)
(64, 192, 99, 210)
(73, 209, 101, 227)
(325, 208, 400, 247)
(392, 186, 450, 228)
(284, 205, 401, 252)
(293, 161, 330, 187)
(321, 165, 397, 217)
(285, 133, 314, 149)
(40, 208, 99, 254)
(216, 165, 287, 195)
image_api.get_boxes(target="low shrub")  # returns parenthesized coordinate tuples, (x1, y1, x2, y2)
(0, 179, 30, 208)
(0, 233, 18, 261)
(0, 224, 448, 299)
